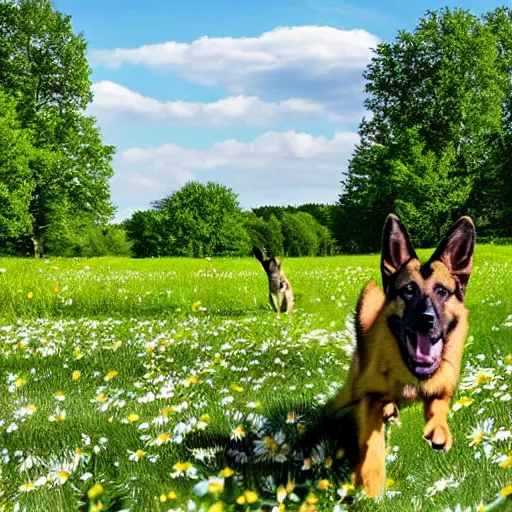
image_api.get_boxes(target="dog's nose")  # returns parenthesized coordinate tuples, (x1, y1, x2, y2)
(417, 301, 436, 331)
(418, 311, 435, 330)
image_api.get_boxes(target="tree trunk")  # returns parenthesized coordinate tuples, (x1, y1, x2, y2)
(31, 235, 42, 258)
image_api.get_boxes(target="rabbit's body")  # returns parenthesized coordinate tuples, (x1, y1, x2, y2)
(253, 247, 294, 316)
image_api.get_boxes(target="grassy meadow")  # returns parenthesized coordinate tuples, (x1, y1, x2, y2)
(0, 247, 510, 512)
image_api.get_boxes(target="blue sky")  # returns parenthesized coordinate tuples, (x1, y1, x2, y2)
(53, 0, 501, 221)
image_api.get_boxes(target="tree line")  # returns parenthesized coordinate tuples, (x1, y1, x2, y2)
(1, 3, 512, 258)
(122, 182, 337, 258)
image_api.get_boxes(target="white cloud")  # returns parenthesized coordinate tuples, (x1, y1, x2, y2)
(92, 26, 380, 99)
(111, 129, 358, 216)
(90, 81, 353, 126)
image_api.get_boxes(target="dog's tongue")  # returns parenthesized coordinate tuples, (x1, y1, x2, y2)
(417, 333, 432, 356)
(408, 333, 442, 363)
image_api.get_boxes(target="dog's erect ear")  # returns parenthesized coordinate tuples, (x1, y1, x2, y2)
(252, 246, 265, 264)
(381, 214, 417, 292)
(427, 217, 475, 298)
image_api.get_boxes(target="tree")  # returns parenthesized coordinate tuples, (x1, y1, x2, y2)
(154, 181, 250, 257)
(0, 89, 33, 246)
(335, 7, 508, 251)
(483, 7, 512, 236)
(281, 212, 320, 257)
(124, 210, 168, 258)
(243, 212, 284, 257)
(0, 0, 115, 257)
(266, 214, 285, 257)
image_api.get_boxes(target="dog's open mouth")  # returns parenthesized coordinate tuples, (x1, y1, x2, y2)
(404, 333, 443, 377)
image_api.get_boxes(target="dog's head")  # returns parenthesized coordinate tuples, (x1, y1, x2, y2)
(252, 247, 281, 282)
(381, 214, 475, 380)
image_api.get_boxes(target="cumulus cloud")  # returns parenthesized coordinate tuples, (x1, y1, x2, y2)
(90, 81, 354, 126)
(111, 129, 358, 218)
(92, 26, 380, 99)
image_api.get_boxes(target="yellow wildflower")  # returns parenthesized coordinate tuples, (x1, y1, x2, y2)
(220, 467, 234, 478)
(501, 485, 512, 497)
(277, 485, 287, 502)
(306, 494, 318, 504)
(72, 370, 81, 381)
(27, 292, 34, 299)
(232, 425, 246, 440)
(499, 456, 512, 469)
(208, 478, 224, 494)
(454, 396, 474, 408)
(476, 373, 493, 385)
(192, 300, 201, 312)
(172, 462, 192, 472)
(317, 479, 330, 490)
(157, 433, 170, 445)
(104, 370, 118, 381)
(208, 502, 224, 512)
(19, 482, 36, 492)
(127, 414, 140, 423)
(245, 491, 258, 504)
(88, 483, 104, 499)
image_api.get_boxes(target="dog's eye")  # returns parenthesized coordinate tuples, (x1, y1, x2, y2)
(435, 286, 451, 300)
(401, 282, 417, 301)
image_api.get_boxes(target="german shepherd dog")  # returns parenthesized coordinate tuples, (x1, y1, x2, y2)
(329, 214, 475, 498)
(252, 246, 294, 316)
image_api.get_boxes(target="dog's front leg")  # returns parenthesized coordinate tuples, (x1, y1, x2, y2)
(423, 395, 453, 451)
(353, 395, 387, 498)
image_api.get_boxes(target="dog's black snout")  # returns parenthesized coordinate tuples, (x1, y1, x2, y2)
(416, 297, 436, 332)
(418, 311, 435, 330)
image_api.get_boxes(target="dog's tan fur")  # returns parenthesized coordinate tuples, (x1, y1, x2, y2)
(252, 247, 294, 316)
(330, 214, 475, 498)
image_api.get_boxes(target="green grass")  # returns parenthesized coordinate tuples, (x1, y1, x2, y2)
(0, 247, 510, 511)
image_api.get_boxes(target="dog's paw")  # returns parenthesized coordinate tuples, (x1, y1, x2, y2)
(423, 420, 453, 451)
(353, 462, 386, 499)
(382, 402, 400, 426)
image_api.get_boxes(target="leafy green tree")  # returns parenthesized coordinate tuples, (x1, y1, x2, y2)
(244, 212, 284, 257)
(483, 7, 512, 236)
(243, 212, 269, 252)
(281, 212, 320, 257)
(154, 181, 250, 257)
(335, 7, 507, 251)
(0, 89, 33, 245)
(389, 130, 472, 247)
(124, 210, 167, 258)
(266, 214, 285, 256)
(0, 0, 115, 257)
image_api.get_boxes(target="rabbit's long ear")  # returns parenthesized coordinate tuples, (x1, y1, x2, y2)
(252, 246, 265, 264)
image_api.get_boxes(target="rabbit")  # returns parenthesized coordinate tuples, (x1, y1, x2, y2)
(252, 246, 294, 316)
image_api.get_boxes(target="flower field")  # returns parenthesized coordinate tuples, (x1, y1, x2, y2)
(0, 248, 510, 512)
